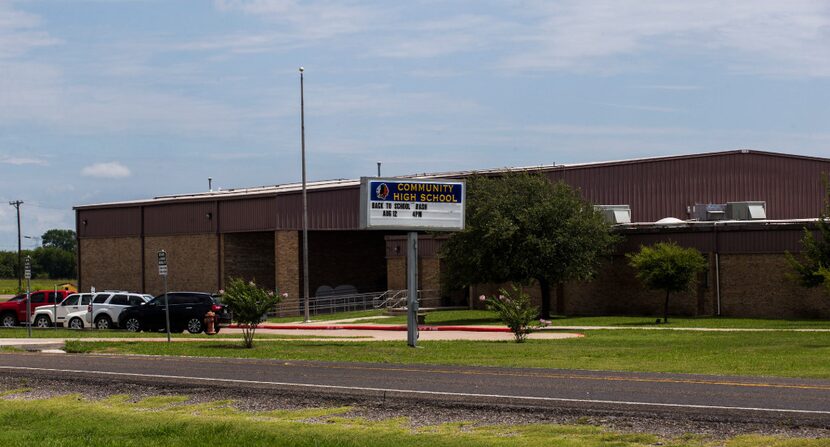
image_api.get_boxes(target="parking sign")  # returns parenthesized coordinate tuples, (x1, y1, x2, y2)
(158, 250, 168, 276)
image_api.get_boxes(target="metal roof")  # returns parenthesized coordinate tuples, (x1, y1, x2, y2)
(74, 149, 830, 210)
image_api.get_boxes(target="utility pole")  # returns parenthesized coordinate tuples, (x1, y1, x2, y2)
(9, 201, 23, 292)
(299, 66, 310, 323)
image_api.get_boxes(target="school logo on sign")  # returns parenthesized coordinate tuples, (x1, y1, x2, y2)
(375, 183, 390, 200)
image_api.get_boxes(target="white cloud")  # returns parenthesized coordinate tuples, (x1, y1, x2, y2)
(0, 155, 47, 165)
(503, 0, 830, 77)
(81, 162, 131, 179)
(0, 2, 60, 59)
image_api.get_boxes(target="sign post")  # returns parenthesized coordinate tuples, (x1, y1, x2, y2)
(53, 284, 58, 331)
(158, 250, 171, 343)
(24, 256, 31, 338)
(360, 177, 465, 347)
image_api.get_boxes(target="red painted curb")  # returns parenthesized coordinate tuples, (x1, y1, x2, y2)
(229, 324, 513, 333)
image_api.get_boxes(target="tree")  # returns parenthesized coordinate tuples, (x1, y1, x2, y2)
(41, 229, 76, 252)
(32, 247, 76, 279)
(441, 173, 619, 318)
(627, 242, 707, 324)
(220, 278, 284, 348)
(787, 176, 830, 289)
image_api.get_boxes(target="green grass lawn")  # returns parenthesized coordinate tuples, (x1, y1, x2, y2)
(0, 278, 75, 295)
(274, 308, 830, 329)
(65, 329, 830, 379)
(0, 392, 825, 447)
(0, 327, 353, 340)
(268, 309, 386, 323)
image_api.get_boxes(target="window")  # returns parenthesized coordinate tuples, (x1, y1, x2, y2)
(92, 294, 110, 304)
(30, 292, 45, 303)
(128, 296, 145, 306)
(109, 295, 129, 306)
(48, 292, 59, 303)
(80, 295, 92, 305)
(62, 295, 80, 306)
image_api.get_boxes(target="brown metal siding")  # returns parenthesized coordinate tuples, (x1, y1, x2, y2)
(144, 202, 216, 235)
(219, 197, 277, 233)
(77, 207, 141, 238)
(547, 152, 830, 222)
(275, 187, 360, 230)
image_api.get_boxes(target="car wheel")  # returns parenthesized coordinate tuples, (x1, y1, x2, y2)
(186, 318, 203, 334)
(1, 312, 18, 327)
(34, 315, 51, 328)
(69, 317, 84, 330)
(213, 325, 220, 334)
(95, 315, 112, 330)
(124, 317, 141, 333)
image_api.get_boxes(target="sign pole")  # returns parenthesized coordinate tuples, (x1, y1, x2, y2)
(54, 284, 58, 331)
(24, 256, 31, 338)
(158, 250, 171, 343)
(406, 231, 419, 347)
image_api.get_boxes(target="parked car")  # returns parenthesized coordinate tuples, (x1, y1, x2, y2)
(0, 290, 73, 327)
(86, 292, 153, 329)
(118, 292, 231, 334)
(31, 293, 94, 328)
(65, 309, 89, 329)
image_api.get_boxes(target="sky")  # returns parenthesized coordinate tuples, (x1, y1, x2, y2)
(2, 0, 830, 250)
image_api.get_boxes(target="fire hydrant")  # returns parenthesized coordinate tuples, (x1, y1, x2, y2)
(204, 311, 216, 335)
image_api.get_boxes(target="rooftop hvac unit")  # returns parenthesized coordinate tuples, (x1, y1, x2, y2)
(726, 201, 766, 220)
(691, 203, 727, 221)
(594, 205, 631, 224)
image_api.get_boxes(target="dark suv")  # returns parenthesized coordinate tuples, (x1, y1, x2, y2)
(118, 292, 231, 334)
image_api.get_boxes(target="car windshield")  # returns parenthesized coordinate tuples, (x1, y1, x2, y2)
(7, 295, 23, 301)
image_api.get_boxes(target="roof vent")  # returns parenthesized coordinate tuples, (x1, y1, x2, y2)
(726, 201, 766, 220)
(691, 203, 726, 221)
(594, 205, 631, 224)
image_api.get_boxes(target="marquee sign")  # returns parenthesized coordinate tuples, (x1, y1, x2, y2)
(359, 177, 465, 231)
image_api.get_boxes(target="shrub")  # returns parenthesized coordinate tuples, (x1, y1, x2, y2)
(479, 284, 546, 343)
(220, 278, 284, 348)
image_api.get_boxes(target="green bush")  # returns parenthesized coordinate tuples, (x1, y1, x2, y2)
(627, 242, 707, 323)
(479, 284, 546, 342)
(220, 278, 284, 348)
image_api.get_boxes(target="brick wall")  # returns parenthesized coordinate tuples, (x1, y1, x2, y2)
(144, 235, 218, 296)
(79, 237, 142, 293)
(275, 230, 300, 310)
(719, 253, 830, 319)
(223, 232, 275, 290)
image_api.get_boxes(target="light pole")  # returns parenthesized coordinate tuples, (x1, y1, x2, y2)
(9, 201, 22, 293)
(300, 66, 310, 323)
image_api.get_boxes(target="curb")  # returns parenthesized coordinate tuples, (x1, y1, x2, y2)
(230, 324, 513, 333)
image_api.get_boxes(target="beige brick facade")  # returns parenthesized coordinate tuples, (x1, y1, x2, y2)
(144, 234, 218, 295)
(79, 237, 142, 293)
(275, 230, 300, 310)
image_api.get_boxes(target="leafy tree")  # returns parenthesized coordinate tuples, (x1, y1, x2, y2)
(441, 173, 619, 318)
(787, 176, 830, 289)
(41, 229, 76, 252)
(627, 242, 707, 324)
(220, 278, 284, 348)
(32, 247, 76, 279)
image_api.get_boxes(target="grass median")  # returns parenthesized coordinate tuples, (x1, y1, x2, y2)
(65, 329, 830, 379)
(0, 327, 353, 340)
(272, 309, 830, 329)
(0, 392, 826, 447)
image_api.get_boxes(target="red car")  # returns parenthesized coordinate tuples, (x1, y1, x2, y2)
(0, 290, 72, 327)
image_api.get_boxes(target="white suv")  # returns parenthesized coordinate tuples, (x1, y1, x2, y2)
(31, 293, 94, 328)
(86, 292, 152, 329)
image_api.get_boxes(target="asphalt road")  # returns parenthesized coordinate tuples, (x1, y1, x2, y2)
(1, 352, 828, 425)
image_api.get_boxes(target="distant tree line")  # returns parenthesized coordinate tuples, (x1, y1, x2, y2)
(0, 229, 77, 280)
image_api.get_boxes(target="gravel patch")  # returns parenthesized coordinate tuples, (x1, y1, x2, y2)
(0, 375, 827, 441)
